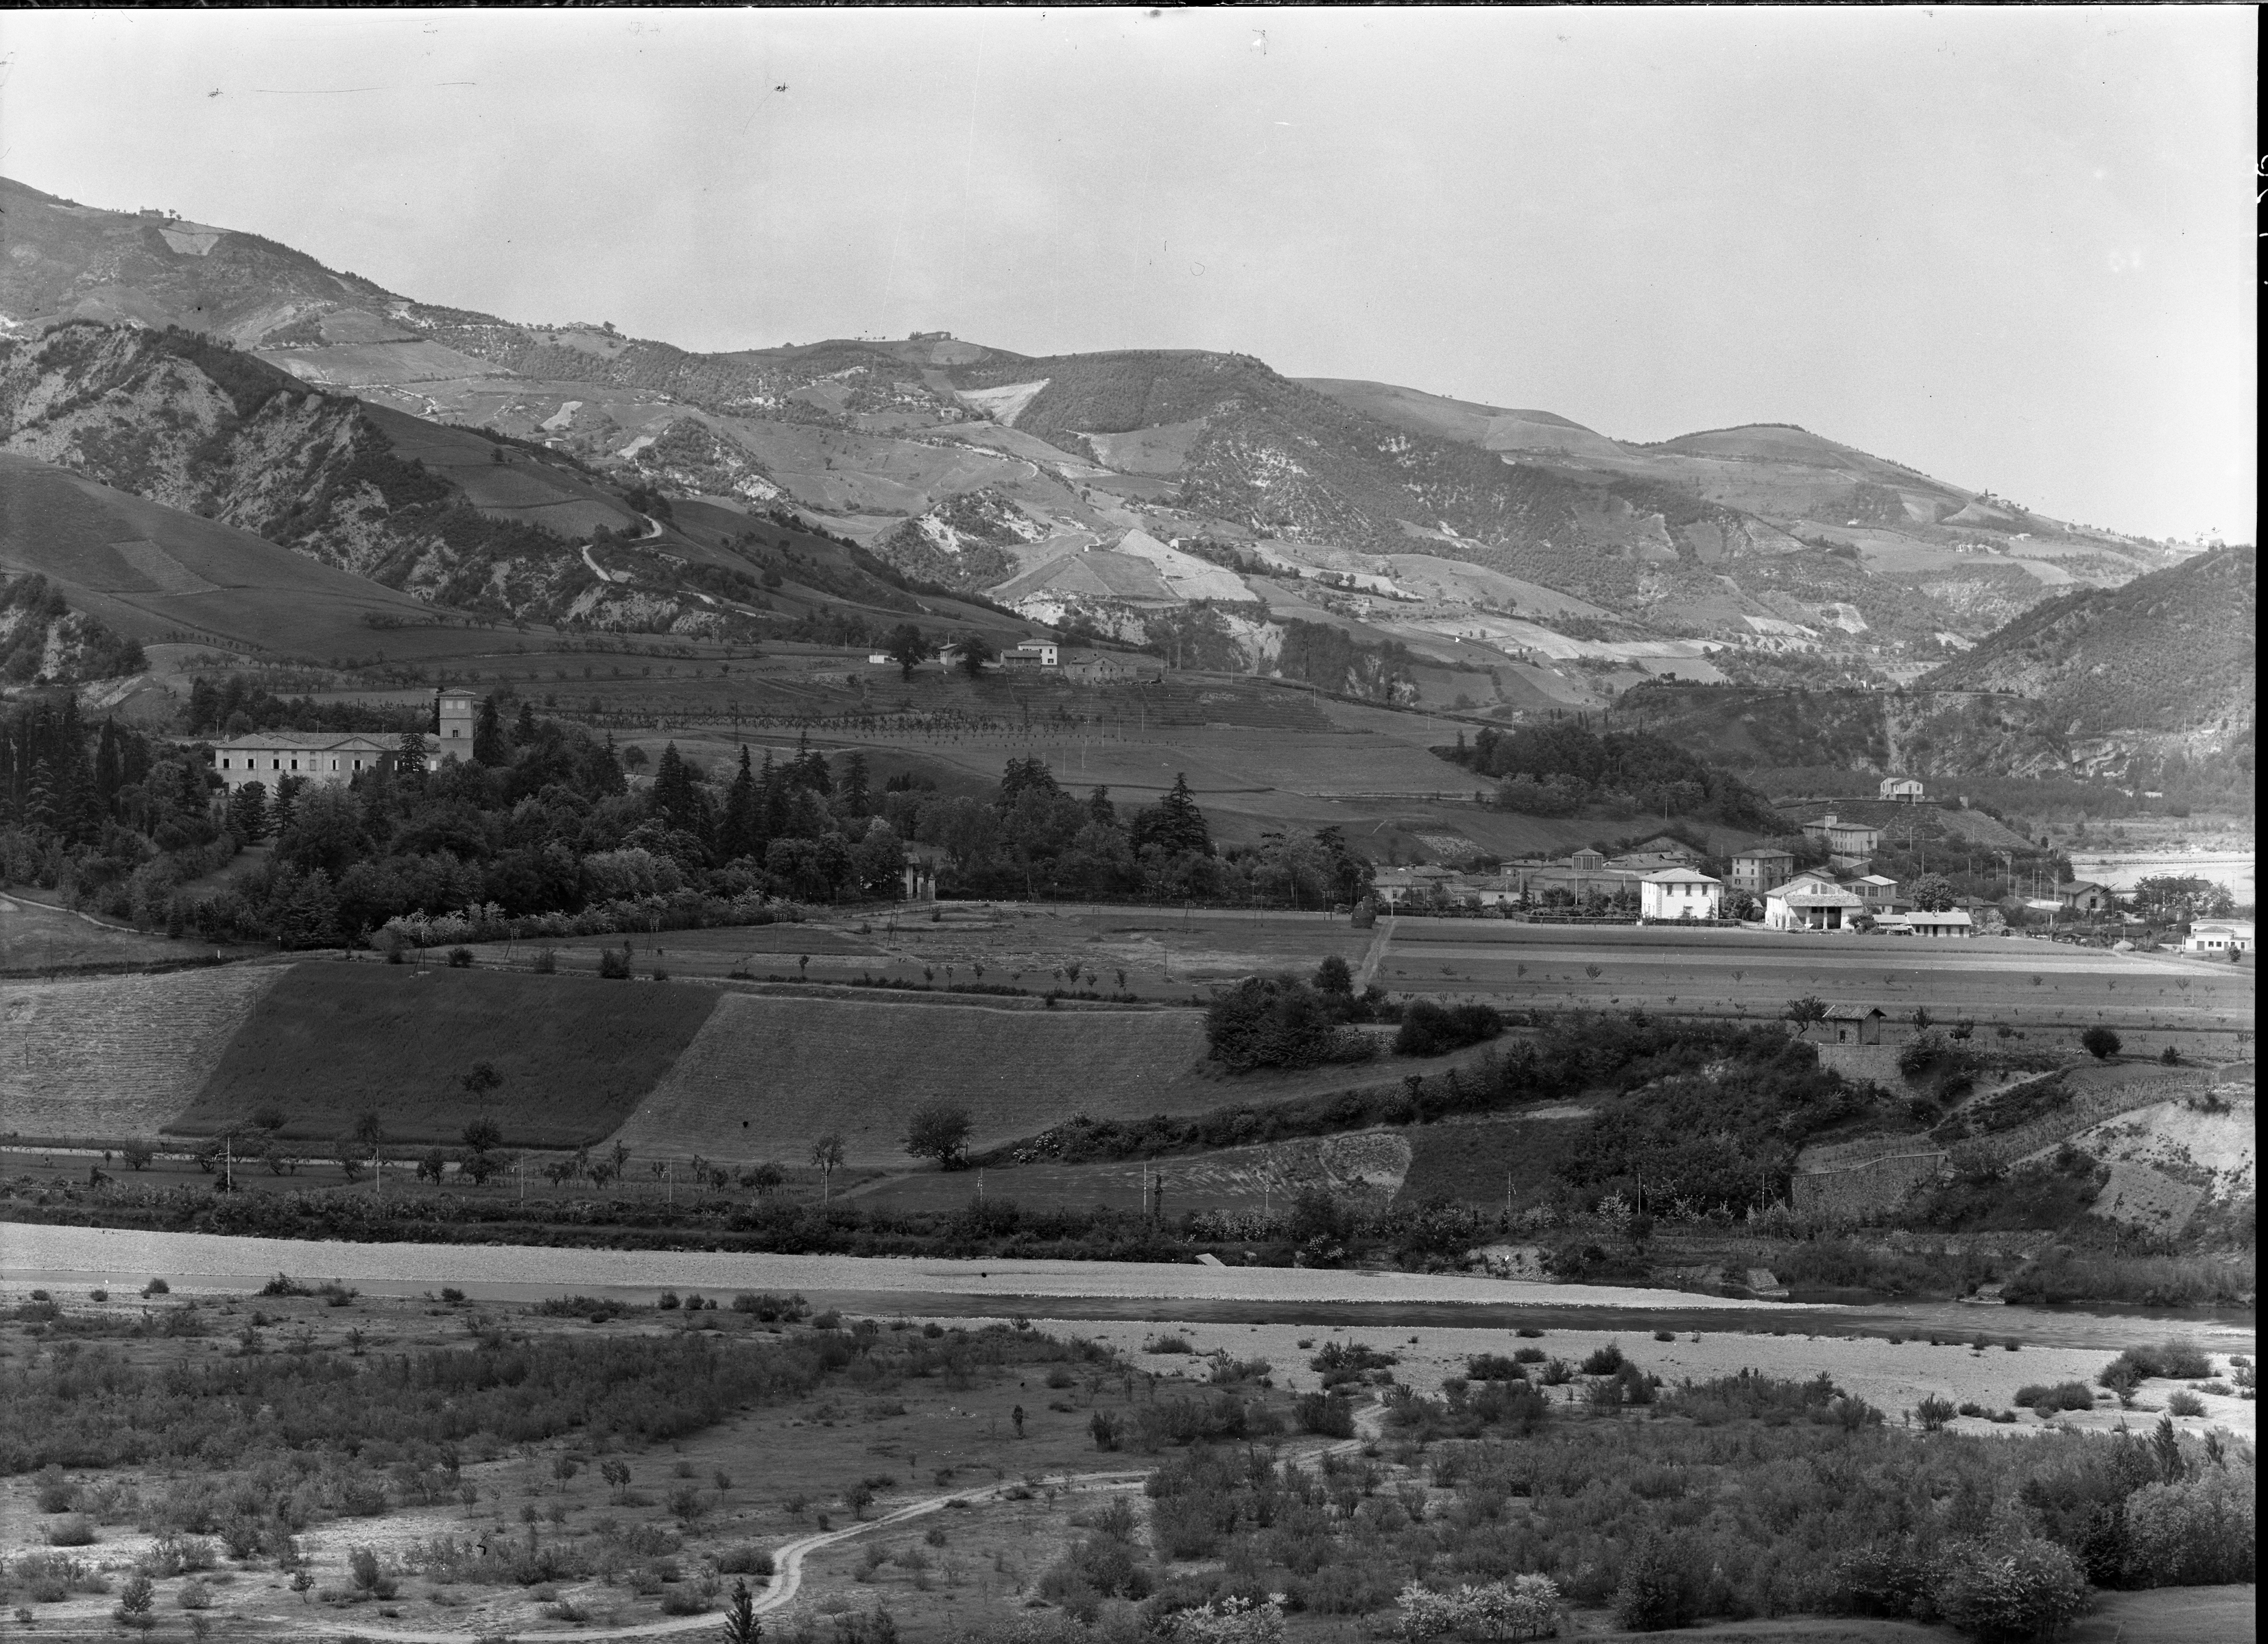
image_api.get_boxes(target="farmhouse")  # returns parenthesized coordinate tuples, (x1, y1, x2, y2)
(1001, 641, 1060, 669)
(1372, 864, 1459, 908)
(1639, 868, 1722, 920)
(2056, 880, 2117, 914)
(1879, 776, 1927, 802)
(2184, 920, 2254, 955)
(1059, 648, 1162, 684)
(1846, 873, 1901, 909)
(211, 731, 401, 791)
(1729, 848, 1795, 893)
(1900, 908, 1974, 938)
(1819, 1003, 1888, 1044)
(1763, 872, 1866, 931)
(1802, 811, 1882, 869)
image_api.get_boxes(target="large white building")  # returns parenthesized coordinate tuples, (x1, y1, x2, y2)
(1639, 868, 1722, 920)
(207, 689, 477, 791)
(1764, 871, 1867, 930)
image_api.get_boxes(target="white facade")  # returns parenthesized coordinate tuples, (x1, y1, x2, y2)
(212, 732, 400, 791)
(1764, 871, 1866, 930)
(429, 689, 478, 768)
(1902, 909, 1974, 938)
(2185, 921, 2254, 954)
(1640, 869, 1722, 920)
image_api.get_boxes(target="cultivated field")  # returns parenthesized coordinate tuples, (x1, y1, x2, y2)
(0, 966, 286, 1143)
(0, 892, 235, 974)
(170, 963, 723, 1147)
(608, 994, 1217, 1167)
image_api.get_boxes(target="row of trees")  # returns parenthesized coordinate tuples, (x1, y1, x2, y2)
(1442, 722, 1787, 832)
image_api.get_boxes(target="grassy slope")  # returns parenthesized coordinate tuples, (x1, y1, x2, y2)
(1396, 1109, 1595, 1208)
(605, 994, 1221, 1167)
(172, 965, 721, 1147)
(0, 965, 286, 1141)
(0, 453, 435, 655)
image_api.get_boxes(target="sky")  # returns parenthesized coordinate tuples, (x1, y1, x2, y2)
(0, 6, 2254, 541)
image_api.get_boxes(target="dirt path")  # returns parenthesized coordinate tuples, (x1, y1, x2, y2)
(1354, 912, 1395, 992)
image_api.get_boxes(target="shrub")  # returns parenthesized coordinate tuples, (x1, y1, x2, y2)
(1465, 1354, 1525, 1381)
(532, 947, 558, 974)
(45, 1515, 95, 1547)
(2099, 1340, 2213, 1398)
(2016, 1382, 2095, 1416)
(715, 1545, 774, 1579)
(1915, 1394, 1958, 1432)
(2165, 1389, 2206, 1417)
(2079, 1025, 2121, 1060)
(598, 949, 632, 979)
(1205, 975, 1374, 1071)
(141, 1278, 169, 1297)
(1293, 1392, 1357, 1438)
(1579, 1342, 1625, 1376)
(446, 946, 475, 968)
(1147, 1334, 1195, 1355)
(1930, 1538, 2089, 1641)
(1393, 999, 1503, 1058)
(2121, 1466, 2256, 1585)
(1613, 1534, 1706, 1632)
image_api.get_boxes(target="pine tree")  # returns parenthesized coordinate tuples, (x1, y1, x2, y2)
(651, 742, 701, 834)
(721, 746, 760, 861)
(228, 781, 270, 844)
(836, 750, 870, 818)
(757, 750, 788, 844)
(93, 720, 123, 813)
(473, 695, 506, 765)
(1134, 772, 1210, 857)
(512, 702, 539, 745)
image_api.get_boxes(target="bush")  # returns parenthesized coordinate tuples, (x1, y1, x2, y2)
(1393, 999, 1503, 1058)
(1930, 1538, 2089, 1641)
(1613, 1534, 1706, 1632)
(598, 949, 632, 979)
(44, 1515, 95, 1547)
(2099, 1340, 2213, 1399)
(1915, 1395, 1958, 1432)
(446, 946, 475, 968)
(1579, 1342, 1626, 1376)
(1293, 1392, 1356, 1438)
(2165, 1389, 2206, 1417)
(1205, 975, 1375, 1072)
(532, 947, 558, 974)
(715, 1545, 774, 1579)
(2080, 1025, 2122, 1060)
(2121, 1466, 2256, 1585)
(2016, 1382, 2095, 1416)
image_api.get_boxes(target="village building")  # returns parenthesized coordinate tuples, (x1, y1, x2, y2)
(1845, 873, 1901, 910)
(1729, 848, 1796, 894)
(2056, 880, 2117, 914)
(2184, 920, 2254, 955)
(1763, 871, 1867, 931)
(1059, 648, 1163, 684)
(1801, 811, 1882, 870)
(429, 688, 477, 768)
(1001, 641, 1060, 669)
(210, 730, 402, 791)
(1879, 776, 1927, 802)
(1900, 907, 1975, 938)
(1639, 867, 1722, 920)
(1568, 848, 1605, 872)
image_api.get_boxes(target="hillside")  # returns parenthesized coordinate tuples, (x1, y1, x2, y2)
(0, 168, 2191, 699)
(0, 451, 438, 662)
(1917, 546, 2254, 741)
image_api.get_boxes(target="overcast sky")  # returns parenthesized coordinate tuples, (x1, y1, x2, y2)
(1, 6, 2253, 540)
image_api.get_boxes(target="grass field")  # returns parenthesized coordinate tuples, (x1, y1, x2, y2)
(604, 993, 1221, 1168)
(0, 892, 234, 974)
(1396, 1107, 1597, 1209)
(171, 962, 722, 1147)
(0, 966, 286, 1143)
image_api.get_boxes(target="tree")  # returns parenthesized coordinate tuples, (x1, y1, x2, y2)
(226, 780, 270, 843)
(721, 1577, 762, 1644)
(883, 623, 928, 681)
(462, 1115, 504, 1152)
(1783, 995, 1828, 1036)
(1313, 955, 1354, 996)
(461, 1061, 503, 1099)
(1909, 872, 1956, 912)
(903, 1100, 975, 1169)
(810, 1132, 846, 1199)
(2081, 1025, 2123, 1061)
(473, 695, 506, 765)
(353, 1110, 385, 1148)
(955, 632, 996, 678)
(1132, 773, 1211, 858)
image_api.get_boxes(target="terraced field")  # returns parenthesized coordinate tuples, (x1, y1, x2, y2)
(171, 963, 721, 1147)
(0, 966, 285, 1143)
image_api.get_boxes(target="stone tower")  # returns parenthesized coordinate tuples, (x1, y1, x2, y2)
(431, 688, 479, 767)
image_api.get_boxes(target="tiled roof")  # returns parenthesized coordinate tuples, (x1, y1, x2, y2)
(210, 731, 407, 751)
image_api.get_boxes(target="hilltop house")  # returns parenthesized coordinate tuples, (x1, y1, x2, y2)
(1001, 641, 1060, 669)
(1879, 776, 1927, 802)
(1060, 648, 1163, 684)
(1639, 868, 1722, 920)
(2056, 880, 2117, 914)
(1730, 848, 1796, 894)
(1802, 811, 1882, 870)
(211, 731, 403, 792)
(1763, 871, 1866, 931)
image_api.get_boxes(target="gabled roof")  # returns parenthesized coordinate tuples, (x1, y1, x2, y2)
(1734, 847, 1795, 860)
(1823, 1004, 1886, 1021)
(1780, 889, 1865, 907)
(1641, 868, 1721, 884)
(210, 731, 404, 752)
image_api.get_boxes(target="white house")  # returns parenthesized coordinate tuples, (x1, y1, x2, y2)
(1879, 776, 1926, 802)
(1640, 868, 1722, 921)
(1802, 811, 1882, 870)
(1764, 872, 1867, 931)
(1001, 641, 1060, 669)
(2184, 920, 2254, 955)
(1902, 908, 1974, 938)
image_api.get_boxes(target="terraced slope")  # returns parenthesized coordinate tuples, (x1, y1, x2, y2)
(0, 966, 285, 1142)
(606, 994, 1224, 1166)
(171, 964, 721, 1147)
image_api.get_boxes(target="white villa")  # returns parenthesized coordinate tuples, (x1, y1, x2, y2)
(211, 731, 400, 792)
(2184, 920, 2254, 955)
(1639, 868, 1722, 920)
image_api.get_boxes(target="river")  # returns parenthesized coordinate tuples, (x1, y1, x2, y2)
(1, 1222, 2249, 1355)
